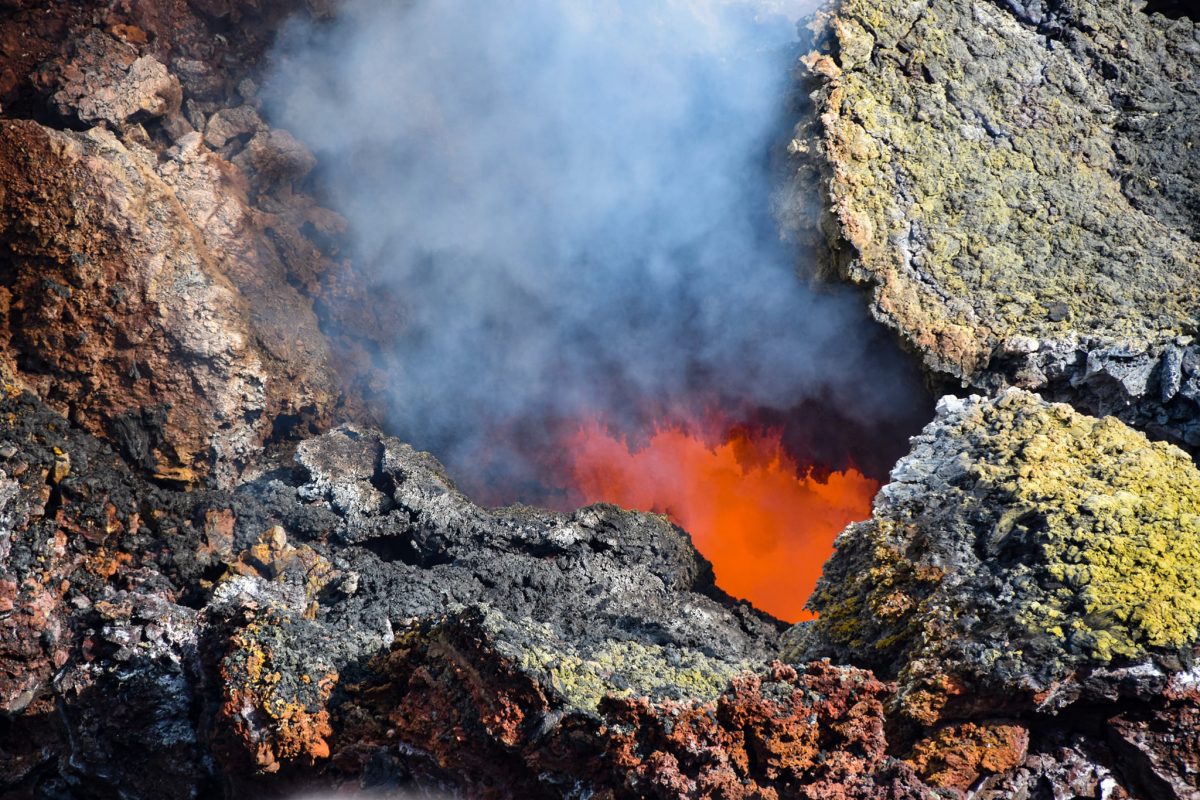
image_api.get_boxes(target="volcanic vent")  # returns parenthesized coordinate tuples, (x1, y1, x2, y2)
(265, 0, 931, 621)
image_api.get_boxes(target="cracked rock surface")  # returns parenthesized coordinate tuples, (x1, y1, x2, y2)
(792, 389, 1200, 798)
(0, 388, 794, 797)
(794, 0, 1200, 448)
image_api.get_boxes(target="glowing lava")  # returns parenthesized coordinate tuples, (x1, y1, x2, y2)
(565, 417, 878, 623)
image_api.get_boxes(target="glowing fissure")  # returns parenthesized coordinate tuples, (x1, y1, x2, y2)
(564, 414, 878, 622)
(266, 0, 930, 624)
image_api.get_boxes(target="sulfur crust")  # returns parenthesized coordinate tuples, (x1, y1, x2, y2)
(812, 0, 1200, 379)
(800, 390, 1200, 719)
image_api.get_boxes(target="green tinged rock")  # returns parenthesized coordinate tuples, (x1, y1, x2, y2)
(793, 390, 1200, 722)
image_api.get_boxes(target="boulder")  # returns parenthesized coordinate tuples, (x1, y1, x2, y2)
(795, 390, 1200, 725)
(794, 0, 1200, 448)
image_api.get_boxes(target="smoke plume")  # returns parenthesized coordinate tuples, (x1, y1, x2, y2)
(264, 0, 929, 504)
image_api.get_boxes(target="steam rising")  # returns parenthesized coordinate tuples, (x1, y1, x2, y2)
(265, 0, 927, 502)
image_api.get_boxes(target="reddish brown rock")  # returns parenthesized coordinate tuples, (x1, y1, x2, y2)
(342, 609, 934, 799)
(33, 28, 183, 127)
(590, 661, 933, 800)
(906, 722, 1029, 794)
(0, 572, 70, 714)
(0, 117, 353, 485)
(214, 603, 339, 775)
(1107, 698, 1200, 800)
(971, 730, 1135, 800)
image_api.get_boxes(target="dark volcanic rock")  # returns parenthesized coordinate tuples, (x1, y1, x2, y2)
(0, 389, 793, 797)
(4, 0, 1200, 796)
(793, 390, 1200, 725)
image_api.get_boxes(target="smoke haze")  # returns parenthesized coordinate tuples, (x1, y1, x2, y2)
(265, 0, 929, 504)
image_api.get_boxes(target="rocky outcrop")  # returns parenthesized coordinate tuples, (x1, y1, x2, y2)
(795, 0, 1200, 449)
(8, 376, 1200, 798)
(0, 389, 801, 797)
(0, 0, 399, 487)
(792, 389, 1200, 798)
(0, 118, 343, 485)
(3, 0, 1200, 797)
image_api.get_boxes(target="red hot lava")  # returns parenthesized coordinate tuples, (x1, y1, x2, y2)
(562, 413, 878, 623)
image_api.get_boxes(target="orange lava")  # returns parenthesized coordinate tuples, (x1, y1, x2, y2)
(565, 417, 878, 623)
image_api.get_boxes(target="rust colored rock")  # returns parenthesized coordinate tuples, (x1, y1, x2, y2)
(0, 573, 69, 714)
(592, 661, 932, 800)
(906, 722, 1029, 793)
(1107, 700, 1200, 800)
(34, 29, 183, 127)
(0, 118, 351, 485)
(216, 606, 339, 774)
(346, 612, 933, 800)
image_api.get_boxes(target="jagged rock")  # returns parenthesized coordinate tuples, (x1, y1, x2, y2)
(795, 0, 1200, 448)
(233, 128, 319, 186)
(203, 573, 339, 776)
(1103, 668, 1200, 800)
(906, 721, 1029, 793)
(204, 103, 266, 148)
(34, 29, 183, 127)
(55, 590, 207, 798)
(0, 118, 350, 485)
(0, 390, 793, 797)
(344, 621, 935, 799)
(587, 661, 935, 800)
(794, 389, 1200, 732)
(9, 311, 1198, 798)
(971, 730, 1135, 800)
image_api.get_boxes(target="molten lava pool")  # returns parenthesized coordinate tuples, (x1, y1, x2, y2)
(564, 417, 879, 623)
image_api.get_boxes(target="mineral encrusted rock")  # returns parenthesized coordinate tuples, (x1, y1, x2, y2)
(796, 0, 1200, 448)
(792, 389, 1200, 797)
(0, 0, 396, 487)
(0, 389, 807, 797)
(0, 118, 347, 486)
(8, 379, 1200, 797)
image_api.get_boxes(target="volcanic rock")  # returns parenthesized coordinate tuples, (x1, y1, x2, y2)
(795, 390, 1200, 721)
(0, 118, 349, 485)
(3, 0, 1200, 796)
(0, 389, 799, 797)
(35, 29, 183, 127)
(794, 0, 1200, 449)
(0, 0, 401, 488)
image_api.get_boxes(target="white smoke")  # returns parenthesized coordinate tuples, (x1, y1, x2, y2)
(263, 0, 928, 501)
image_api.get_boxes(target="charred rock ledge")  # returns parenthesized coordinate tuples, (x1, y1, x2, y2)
(0, 1, 1198, 799)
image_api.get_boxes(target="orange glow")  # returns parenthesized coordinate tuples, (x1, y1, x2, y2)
(565, 417, 878, 623)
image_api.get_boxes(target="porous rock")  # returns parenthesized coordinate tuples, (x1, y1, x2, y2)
(794, 389, 1200, 729)
(0, 390, 804, 797)
(795, 0, 1200, 448)
(35, 29, 183, 127)
(0, 118, 348, 485)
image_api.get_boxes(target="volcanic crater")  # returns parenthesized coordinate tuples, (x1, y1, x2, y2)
(0, 1, 1198, 799)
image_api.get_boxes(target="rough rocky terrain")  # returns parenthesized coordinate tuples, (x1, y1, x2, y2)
(793, 0, 1200, 450)
(0, 0, 396, 487)
(792, 389, 1200, 796)
(0, 386, 789, 797)
(0, 0, 1198, 798)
